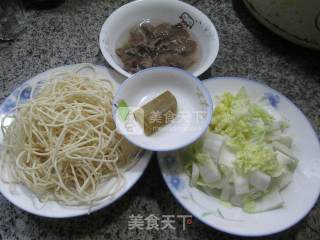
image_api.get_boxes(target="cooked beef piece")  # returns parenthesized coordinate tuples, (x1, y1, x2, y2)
(170, 26, 190, 40)
(154, 53, 194, 69)
(183, 39, 197, 54)
(129, 31, 146, 45)
(153, 23, 172, 39)
(140, 22, 154, 39)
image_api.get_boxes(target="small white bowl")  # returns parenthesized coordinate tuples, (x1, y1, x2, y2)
(112, 67, 213, 151)
(99, 0, 219, 77)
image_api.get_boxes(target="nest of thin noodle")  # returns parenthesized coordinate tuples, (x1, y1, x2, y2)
(0, 65, 140, 206)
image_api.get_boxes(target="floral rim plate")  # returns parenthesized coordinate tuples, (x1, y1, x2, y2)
(0, 64, 152, 218)
(157, 77, 320, 236)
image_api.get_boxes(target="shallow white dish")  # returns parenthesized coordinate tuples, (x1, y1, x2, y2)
(0, 64, 152, 218)
(113, 67, 213, 152)
(158, 77, 320, 236)
(99, 0, 219, 77)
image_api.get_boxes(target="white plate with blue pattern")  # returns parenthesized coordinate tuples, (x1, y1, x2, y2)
(158, 77, 320, 237)
(0, 64, 152, 218)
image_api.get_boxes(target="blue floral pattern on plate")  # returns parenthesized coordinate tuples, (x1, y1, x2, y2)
(169, 176, 184, 191)
(0, 83, 35, 114)
(0, 98, 16, 113)
(19, 86, 32, 102)
(264, 92, 280, 108)
(163, 154, 184, 191)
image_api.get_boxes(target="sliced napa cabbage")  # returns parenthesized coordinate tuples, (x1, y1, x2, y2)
(249, 104, 274, 127)
(276, 151, 295, 168)
(211, 88, 276, 143)
(196, 176, 228, 189)
(230, 87, 251, 118)
(273, 142, 298, 170)
(248, 171, 271, 192)
(273, 169, 294, 190)
(202, 132, 226, 162)
(190, 163, 200, 187)
(179, 87, 298, 214)
(210, 87, 251, 137)
(260, 104, 287, 131)
(267, 133, 293, 148)
(243, 190, 283, 213)
(220, 183, 233, 201)
(199, 185, 215, 196)
(246, 188, 266, 201)
(233, 173, 249, 195)
(218, 145, 236, 178)
(234, 143, 280, 176)
(196, 153, 221, 184)
(180, 139, 203, 163)
(180, 139, 203, 174)
(230, 193, 244, 207)
(278, 171, 293, 190)
(272, 141, 293, 157)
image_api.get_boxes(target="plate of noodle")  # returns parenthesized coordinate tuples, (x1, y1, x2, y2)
(0, 64, 152, 218)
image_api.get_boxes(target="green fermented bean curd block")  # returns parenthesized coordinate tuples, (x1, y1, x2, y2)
(134, 90, 177, 136)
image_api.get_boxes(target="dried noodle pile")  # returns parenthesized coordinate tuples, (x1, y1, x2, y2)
(0, 64, 140, 206)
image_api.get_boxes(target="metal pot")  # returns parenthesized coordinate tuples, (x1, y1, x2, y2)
(244, 0, 320, 50)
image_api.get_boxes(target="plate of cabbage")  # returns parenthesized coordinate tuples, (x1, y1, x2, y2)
(158, 77, 320, 236)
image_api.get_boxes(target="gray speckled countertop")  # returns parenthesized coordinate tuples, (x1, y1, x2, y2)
(0, 0, 320, 239)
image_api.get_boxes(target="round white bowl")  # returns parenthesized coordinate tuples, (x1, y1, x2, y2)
(112, 67, 214, 151)
(99, 0, 219, 77)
